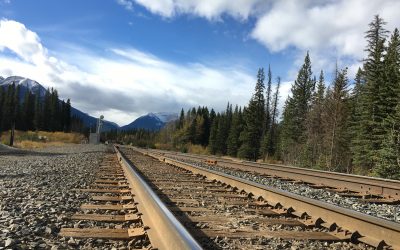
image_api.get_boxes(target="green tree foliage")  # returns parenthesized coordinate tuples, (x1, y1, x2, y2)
(304, 71, 326, 168)
(227, 106, 243, 157)
(280, 52, 314, 165)
(375, 104, 400, 179)
(323, 68, 351, 172)
(238, 68, 266, 161)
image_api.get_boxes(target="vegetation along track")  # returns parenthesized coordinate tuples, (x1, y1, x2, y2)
(119, 146, 400, 250)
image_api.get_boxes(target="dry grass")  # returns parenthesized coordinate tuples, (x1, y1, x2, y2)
(14, 141, 67, 149)
(187, 144, 209, 155)
(0, 130, 85, 149)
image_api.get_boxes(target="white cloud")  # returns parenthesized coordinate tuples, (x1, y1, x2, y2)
(119, 0, 267, 20)
(116, 0, 134, 11)
(0, 19, 258, 126)
(129, 0, 400, 81)
(251, 0, 400, 59)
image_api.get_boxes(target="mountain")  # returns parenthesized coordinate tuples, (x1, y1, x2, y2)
(0, 76, 119, 131)
(121, 112, 178, 131)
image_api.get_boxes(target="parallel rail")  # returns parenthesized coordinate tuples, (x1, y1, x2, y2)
(115, 146, 202, 250)
(129, 146, 400, 250)
(150, 149, 400, 201)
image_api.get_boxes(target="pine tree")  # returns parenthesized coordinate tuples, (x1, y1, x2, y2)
(261, 65, 273, 160)
(266, 77, 281, 158)
(304, 70, 326, 168)
(375, 104, 400, 179)
(353, 15, 389, 171)
(208, 114, 219, 154)
(227, 105, 241, 157)
(33, 90, 42, 131)
(323, 68, 351, 172)
(238, 68, 265, 161)
(178, 108, 185, 129)
(21, 90, 35, 131)
(42, 88, 51, 131)
(280, 52, 314, 165)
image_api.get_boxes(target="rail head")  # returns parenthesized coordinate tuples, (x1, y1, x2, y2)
(114, 145, 202, 250)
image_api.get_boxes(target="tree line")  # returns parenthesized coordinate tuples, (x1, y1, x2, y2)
(114, 15, 399, 180)
(0, 83, 74, 136)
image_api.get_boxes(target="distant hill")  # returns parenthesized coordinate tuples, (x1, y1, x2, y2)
(121, 112, 178, 131)
(0, 76, 119, 131)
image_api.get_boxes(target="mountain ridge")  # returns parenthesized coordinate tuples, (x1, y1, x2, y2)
(0, 76, 178, 131)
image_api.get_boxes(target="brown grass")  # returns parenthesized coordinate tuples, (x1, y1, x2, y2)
(187, 144, 209, 155)
(0, 130, 85, 149)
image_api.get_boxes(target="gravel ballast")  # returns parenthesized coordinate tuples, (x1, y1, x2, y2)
(0, 144, 109, 249)
(169, 157, 400, 223)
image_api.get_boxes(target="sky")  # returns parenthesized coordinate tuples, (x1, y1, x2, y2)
(0, 0, 399, 126)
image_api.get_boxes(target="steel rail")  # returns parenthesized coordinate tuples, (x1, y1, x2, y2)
(128, 147, 400, 250)
(114, 145, 202, 250)
(149, 149, 400, 200)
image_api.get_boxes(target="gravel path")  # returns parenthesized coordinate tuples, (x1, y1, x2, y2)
(0, 144, 108, 249)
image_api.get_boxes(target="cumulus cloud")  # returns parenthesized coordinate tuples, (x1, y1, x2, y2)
(117, 0, 267, 20)
(251, 0, 400, 58)
(0, 19, 260, 126)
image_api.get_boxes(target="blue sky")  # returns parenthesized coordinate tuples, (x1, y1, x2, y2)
(1, 0, 399, 125)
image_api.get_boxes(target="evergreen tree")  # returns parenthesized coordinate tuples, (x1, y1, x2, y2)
(266, 77, 281, 158)
(280, 52, 314, 165)
(323, 68, 351, 172)
(42, 88, 51, 131)
(304, 70, 326, 167)
(21, 90, 35, 131)
(238, 68, 265, 161)
(208, 114, 219, 154)
(261, 65, 273, 159)
(33, 89, 42, 131)
(227, 105, 241, 156)
(178, 108, 185, 129)
(375, 104, 400, 179)
(353, 15, 389, 170)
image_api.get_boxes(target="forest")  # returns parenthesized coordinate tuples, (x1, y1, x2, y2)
(0, 83, 84, 139)
(112, 15, 400, 180)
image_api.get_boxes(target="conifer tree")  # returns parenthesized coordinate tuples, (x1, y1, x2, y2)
(227, 105, 241, 157)
(323, 68, 351, 171)
(238, 68, 265, 161)
(266, 77, 281, 158)
(353, 15, 389, 170)
(280, 52, 314, 165)
(375, 104, 400, 179)
(208, 114, 219, 154)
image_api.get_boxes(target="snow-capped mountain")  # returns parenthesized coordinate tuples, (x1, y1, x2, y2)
(151, 112, 179, 123)
(0, 76, 47, 98)
(121, 112, 178, 131)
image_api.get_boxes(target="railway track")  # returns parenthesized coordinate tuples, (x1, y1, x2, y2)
(147, 148, 400, 204)
(118, 146, 400, 249)
(58, 150, 200, 249)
